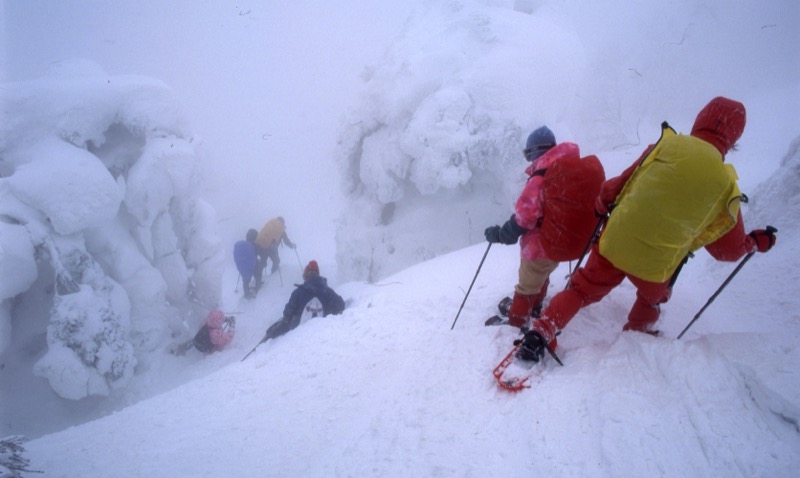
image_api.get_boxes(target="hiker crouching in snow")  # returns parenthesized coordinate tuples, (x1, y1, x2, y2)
(516, 96, 777, 363)
(173, 310, 236, 355)
(261, 261, 345, 340)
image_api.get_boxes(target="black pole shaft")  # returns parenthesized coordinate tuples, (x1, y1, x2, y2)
(450, 243, 492, 330)
(565, 217, 604, 290)
(294, 248, 303, 274)
(241, 335, 268, 362)
(576, 217, 604, 271)
(677, 251, 754, 339)
(241, 344, 259, 362)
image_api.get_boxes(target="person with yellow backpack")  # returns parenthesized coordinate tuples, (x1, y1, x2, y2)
(516, 97, 777, 362)
(253, 216, 296, 292)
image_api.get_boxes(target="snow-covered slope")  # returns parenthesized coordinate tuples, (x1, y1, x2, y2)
(4, 0, 799, 475)
(24, 192, 800, 476)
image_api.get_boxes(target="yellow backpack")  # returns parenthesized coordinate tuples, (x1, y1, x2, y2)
(599, 123, 743, 282)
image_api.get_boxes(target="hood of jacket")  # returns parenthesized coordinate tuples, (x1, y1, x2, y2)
(690, 96, 746, 157)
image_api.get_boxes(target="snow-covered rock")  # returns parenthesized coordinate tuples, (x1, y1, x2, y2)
(0, 60, 222, 399)
(336, 0, 585, 282)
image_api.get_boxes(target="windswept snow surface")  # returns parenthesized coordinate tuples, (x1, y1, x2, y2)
(24, 142, 800, 476)
(3, 0, 800, 476)
(25, 216, 800, 476)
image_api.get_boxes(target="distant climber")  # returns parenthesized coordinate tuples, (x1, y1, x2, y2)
(253, 217, 296, 291)
(234, 229, 258, 298)
(242, 261, 345, 361)
(172, 309, 236, 355)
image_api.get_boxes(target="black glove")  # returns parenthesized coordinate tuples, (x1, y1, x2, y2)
(484, 225, 502, 243)
(498, 215, 526, 245)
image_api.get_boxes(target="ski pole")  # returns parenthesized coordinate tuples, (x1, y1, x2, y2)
(677, 225, 776, 339)
(235, 275, 240, 293)
(676, 252, 753, 339)
(242, 317, 289, 361)
(450, 242, 492, 330)
(241, 334, 268, 362)
(565, 216, 604, 289)
(294, 248, 303, 273)
(574, 217, 603, 271)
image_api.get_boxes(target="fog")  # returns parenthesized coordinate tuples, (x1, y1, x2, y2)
(1, 1, 798, 464)
(3, 1, 420, 270)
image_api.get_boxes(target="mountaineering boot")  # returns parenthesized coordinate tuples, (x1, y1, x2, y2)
(530, 305, 542, 319)
(516, 316, 558, 363)
(497, 296, 512, 317)
(243, 281, 255, 299)
(623, 300, 661, 334)
(623, 321, 661, 337)
(507, 292, 536, 328)
(516, 330, 547, 363)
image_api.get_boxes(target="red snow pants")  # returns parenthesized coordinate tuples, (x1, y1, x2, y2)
(542, 244, 672, 333)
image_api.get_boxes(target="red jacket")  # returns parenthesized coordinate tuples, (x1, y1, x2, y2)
(205, 310, 235, 350)
(514, 142, 580, 261)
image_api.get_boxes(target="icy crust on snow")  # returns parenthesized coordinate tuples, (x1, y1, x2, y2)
(0, 59, 223, 399)
(335, 0, 586, 282)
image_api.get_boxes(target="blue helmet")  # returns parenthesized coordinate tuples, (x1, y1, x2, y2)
(524, 126, 556, 161)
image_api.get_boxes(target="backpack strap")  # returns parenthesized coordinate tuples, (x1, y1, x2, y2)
(611, 121, 676, 208)
(529, 168, 548, 226)
(636, 121, 676, 169)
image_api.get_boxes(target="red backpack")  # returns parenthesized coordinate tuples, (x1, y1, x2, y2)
(534, 153, 606, 261)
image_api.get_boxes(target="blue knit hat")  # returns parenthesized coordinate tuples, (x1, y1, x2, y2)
(524, 126, 556, 161)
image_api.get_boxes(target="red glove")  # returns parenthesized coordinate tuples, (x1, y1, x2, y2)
(748, 228, 776, 253)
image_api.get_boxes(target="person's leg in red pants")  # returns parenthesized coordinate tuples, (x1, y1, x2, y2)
(624, 275, 671, 332)
(534, 245, 626, 348)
